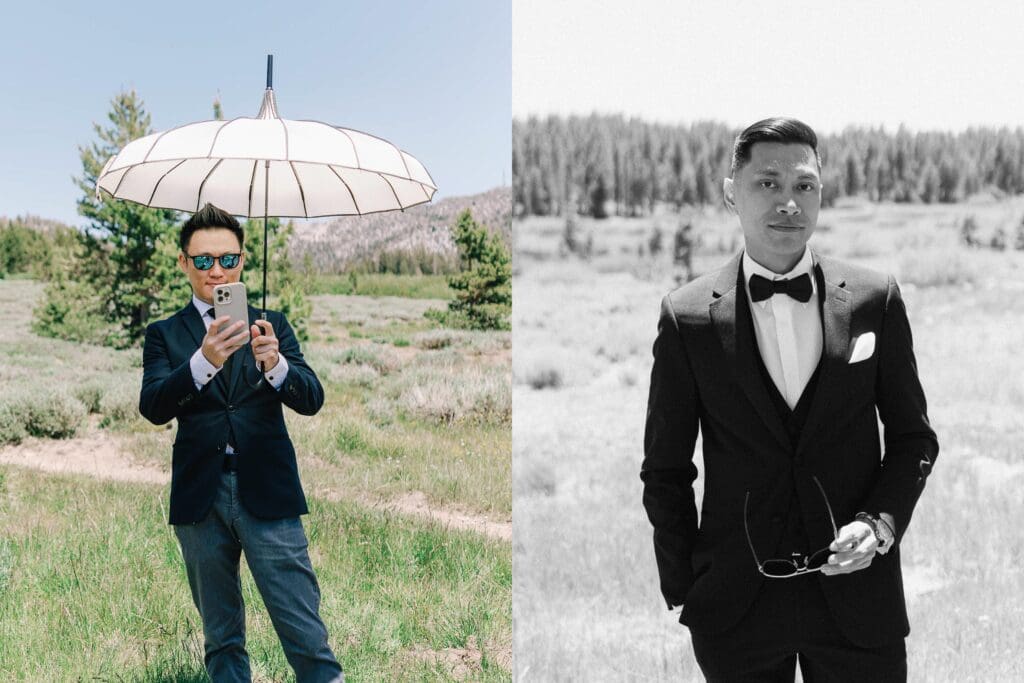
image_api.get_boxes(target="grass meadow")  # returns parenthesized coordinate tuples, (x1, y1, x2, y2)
(512, 198, 1024, 681)
(0, 276, 510, 681)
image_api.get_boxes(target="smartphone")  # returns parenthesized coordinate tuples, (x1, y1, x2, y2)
(212, 282, 250, 341)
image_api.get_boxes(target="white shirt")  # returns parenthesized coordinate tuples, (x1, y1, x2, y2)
(188, 294, 290, 453)
(742, 249, 823, 410)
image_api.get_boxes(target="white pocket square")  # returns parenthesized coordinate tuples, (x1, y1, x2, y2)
(848, 332, 876, 364)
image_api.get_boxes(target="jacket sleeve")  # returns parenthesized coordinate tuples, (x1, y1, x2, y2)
(272, 312, 325, 416)
(640, 294, 701, 608)
(862, 276, 939, 542)
(139, 322, 205, 425)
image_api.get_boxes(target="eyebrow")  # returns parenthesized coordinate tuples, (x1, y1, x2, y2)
(752, 169, 818, 180)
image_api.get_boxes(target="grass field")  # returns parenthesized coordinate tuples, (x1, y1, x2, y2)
(512, 200, 1024, 681)
(0, 274, 510, 681)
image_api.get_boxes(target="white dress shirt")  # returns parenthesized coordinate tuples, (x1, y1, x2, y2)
(188, 294, 290, 454)
(742, 249, 822, 410)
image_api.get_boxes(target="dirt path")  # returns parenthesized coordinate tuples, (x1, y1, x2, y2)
(0, 431, 510, 543)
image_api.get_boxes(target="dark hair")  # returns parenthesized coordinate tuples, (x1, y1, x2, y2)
(180, 203, 244, 252)
(730, 117, 821, 176)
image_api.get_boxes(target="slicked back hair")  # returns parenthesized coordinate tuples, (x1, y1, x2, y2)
(180, 203, 244, 252)
(730, 117, 821, 176)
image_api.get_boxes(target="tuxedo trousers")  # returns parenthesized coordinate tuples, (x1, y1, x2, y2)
(174, 468, 343, 683)
(688, 574, 906, 683)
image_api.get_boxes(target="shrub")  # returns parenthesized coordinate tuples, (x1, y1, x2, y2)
(99, 384, 142, 429)
(0, 403, 27, 446)
(73, 381, 107, 414)
(16, 391, 86, 439)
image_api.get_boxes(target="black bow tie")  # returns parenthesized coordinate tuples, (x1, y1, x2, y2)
(749, 273, 813, 303)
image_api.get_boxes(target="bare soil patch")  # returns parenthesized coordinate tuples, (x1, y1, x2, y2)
(0, 429, 510, 542)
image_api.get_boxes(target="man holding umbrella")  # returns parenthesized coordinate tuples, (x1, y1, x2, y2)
(139, 203, 344, 682)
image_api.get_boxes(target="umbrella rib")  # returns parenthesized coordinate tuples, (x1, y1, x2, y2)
(111, 163, 136, 198)
(288, 161, 309, 217)
(327, 165, 362, 214)
(280, 118, 289, 160)
(379, 173, 403, 211)
(146, 159, 189, 206)
(336, 129, 363, 169)
(247, 160, 258, 218)
(206, 119, 232, 158)
(195, 159, 224, 212)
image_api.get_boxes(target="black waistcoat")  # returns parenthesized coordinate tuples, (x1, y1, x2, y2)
(745, 285, 825, 556)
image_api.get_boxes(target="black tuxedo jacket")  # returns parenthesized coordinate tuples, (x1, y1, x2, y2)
(139, 301, 324, 525)
(641, 251, 938, 648)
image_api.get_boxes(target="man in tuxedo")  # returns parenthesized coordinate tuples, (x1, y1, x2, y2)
(139, 203, 343, 682)
(641, 118, 938, 682)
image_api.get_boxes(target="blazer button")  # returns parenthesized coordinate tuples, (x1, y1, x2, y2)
(771, 515, 782, 524)
(228, 404, 236, 412)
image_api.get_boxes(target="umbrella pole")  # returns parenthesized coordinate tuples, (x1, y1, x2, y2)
(260, 159, 270, 375)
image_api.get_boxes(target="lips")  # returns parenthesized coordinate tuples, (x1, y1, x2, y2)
(768, 223, 804, 230)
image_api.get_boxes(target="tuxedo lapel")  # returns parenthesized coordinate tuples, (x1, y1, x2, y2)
(709, 254, 792, 453)
(796, 256, 851, 455)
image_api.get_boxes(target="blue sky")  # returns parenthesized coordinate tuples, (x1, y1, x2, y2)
(1, 1, 510, 226)
(516, 0, 1024, 135)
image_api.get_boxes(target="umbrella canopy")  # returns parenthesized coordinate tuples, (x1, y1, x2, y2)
(95, 55, 437, 321)
(95, 89, 437, 218)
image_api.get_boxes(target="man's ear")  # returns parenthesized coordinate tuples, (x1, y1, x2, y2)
(722, 177, 737, 214)
(177, 251, 187, 274)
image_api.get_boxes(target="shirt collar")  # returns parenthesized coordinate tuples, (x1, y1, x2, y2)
(192, 294, 214, 320)
(743, 248, 816, 309)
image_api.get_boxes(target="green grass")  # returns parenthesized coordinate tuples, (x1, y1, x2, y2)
(307, 273, 453, 300)
(0, 466, 511, 681)
(0, 276, 511, 679)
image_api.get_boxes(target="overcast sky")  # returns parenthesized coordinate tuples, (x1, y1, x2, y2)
(1, 0, 510, 226)
(515, 0, 1024, 134)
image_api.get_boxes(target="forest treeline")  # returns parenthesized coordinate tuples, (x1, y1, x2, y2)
(513, 115, 1024, 217)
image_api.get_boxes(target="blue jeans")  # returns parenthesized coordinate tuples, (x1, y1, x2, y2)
(174, 470, 344, 683)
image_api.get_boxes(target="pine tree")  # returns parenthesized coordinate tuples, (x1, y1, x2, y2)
(443, 210, 511, 331)
(35, 90, 182, 347)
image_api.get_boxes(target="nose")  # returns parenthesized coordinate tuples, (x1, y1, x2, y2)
(776, 198, 801, 216)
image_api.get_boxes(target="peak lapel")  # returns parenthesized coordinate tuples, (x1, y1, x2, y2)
(796, 259, 851, 455)
(709, 254, 792, 454)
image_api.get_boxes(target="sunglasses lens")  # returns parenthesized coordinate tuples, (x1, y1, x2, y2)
(762, 560, 797, 577)
(220, 254, 240, 268)
(193, 256, 214, 270)
(807, 547, 832, 570)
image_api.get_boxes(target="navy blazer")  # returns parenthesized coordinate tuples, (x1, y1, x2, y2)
(139, 301, 324, 525)
(641, 251, 938, 648)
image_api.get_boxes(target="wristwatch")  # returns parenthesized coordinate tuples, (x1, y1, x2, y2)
(855, 512, 895, 555)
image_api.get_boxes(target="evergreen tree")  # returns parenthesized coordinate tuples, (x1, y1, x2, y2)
(35, 90, 181, 347)
(441, 210, 511, 331)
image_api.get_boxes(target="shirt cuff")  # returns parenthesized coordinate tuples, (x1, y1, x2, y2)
(264, 355, 289, 390)
(190, 348, 222, 390)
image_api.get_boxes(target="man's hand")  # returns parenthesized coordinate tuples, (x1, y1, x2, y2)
(250, 319, 280, 371)
(821, 520, 878, 576)
(202, 316, 250, 368)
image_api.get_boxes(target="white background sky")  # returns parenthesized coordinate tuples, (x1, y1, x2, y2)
(514, 0, 1024, 133)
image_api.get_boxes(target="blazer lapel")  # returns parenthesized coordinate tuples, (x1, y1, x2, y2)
(225, 305, 262, 401)
(709, 254, 792, 454)
(796, 255, 851, 456)
(179, 302, 232, 399)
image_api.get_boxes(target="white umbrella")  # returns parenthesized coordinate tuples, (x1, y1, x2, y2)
(96, 55, 438, 314)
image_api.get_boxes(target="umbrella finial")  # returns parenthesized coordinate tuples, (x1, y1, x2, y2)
(257, 55, 279, 119)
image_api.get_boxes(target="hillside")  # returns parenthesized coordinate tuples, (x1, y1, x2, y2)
(289, 187, 511, 272)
